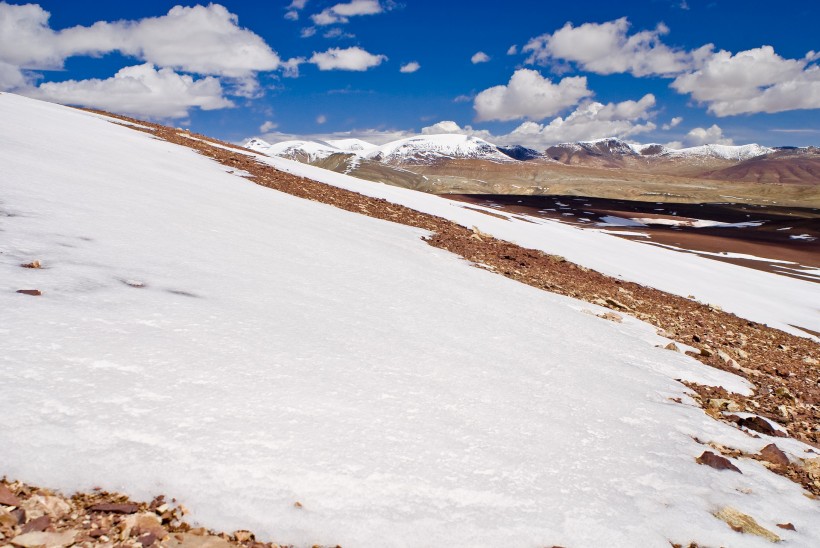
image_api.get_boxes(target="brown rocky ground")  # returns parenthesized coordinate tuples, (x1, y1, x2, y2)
(0, 478, 329, 548)
(4, 109, 817, 547)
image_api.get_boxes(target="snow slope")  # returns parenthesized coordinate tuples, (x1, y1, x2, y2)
(665, 143, 774, 161)
(259, 156, 820, 338)
(366, 134, 512, 163)
(2, 94, 820, 547)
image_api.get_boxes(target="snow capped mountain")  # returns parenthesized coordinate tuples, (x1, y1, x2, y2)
(244, 138, 345, 161)
(366, 134, 513, 164)
(326, 138, 378, 152)
(665, 143, 775, 161)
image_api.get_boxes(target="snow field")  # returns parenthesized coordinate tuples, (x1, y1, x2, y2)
(2, 94, 819, 547)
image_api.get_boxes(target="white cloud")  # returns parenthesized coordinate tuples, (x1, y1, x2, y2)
(499, 94, 657, 147)
(309, 46, 386, 71)
(665, 140, 684, 150)
(684, 124, 733, 145)
(259, 120, 278, 132)
(281, 57, 305, 78)
(316, 114, 327, 124)
(419, 94, 656, 149)
(523, 17, 706, 77)
(420, 120, 493, 141)
(251, 127, 414, 145)
(400, 61, 420, 73)
(671, 46, 820, 116)
(285, 0, 309, 20)
(323, 28, 354, 39)
(471, 51, 490, 64)
(0, 3, 281, 80)
(662, 116, 683, 130)
(473, 69, 592, 122)
(507, 45, 518, 55)
(0, 60, 26, 89)
(311, 0, 383, 26)
(29, 63, 233, 119)
(300, 26, 317, 38)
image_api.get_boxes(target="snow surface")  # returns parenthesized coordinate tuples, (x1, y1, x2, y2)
(325, 138, 377, 152)
(664, 143, 774, 161)
(3, 94, 820, 547)
(365, 134, 511, 163)
(244, 138, 345, 161)
(258, 155, 820, 338)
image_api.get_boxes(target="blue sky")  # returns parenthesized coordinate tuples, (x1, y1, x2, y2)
(1, 0, 818, 148)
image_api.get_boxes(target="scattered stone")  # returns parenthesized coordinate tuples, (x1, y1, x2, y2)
(0, 485, 22, 507)
(738, 416, 786, 437)
(707, 398, 740, 412)
(713, 507, 780, 542)
(233, 530, 253, 542)
(803, 356, 819, 366)
(700, 347, 713, 357)
(20, 515, 50, 534)
(760, 444, 790, 467)
(166, 533, 233, 548)
(0, 508, 18, 527)
(697, 451, 741, 473)
(22, 496, 70, 520)
(737, 349, 748, 360)
(123, 512, 166, 539)
(597, 311, 623, 323)
(138, 531, 157, 547)
(776, 522, 796, 531)
(605, 297, 631, 311)
(717, 350, 732, 363)
(20, 260, 41, 269)
(293, 502, 303, 509)
(88, 502, 138, 514)
(15, 289, 41, 296)
(9, 531, 77, 548)
(664, 342, 680, 352)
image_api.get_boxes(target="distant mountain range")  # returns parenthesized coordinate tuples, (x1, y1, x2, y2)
(244, 134, 820, 206)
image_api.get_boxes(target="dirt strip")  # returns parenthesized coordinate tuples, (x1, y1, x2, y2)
(0, 478, 319, 548)
(61, 112, 820, 501)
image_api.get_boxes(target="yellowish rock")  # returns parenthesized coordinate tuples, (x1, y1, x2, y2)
(714, 507, 781, 542)
(166, 533, 234, 548)
(10, 531, 77, 548)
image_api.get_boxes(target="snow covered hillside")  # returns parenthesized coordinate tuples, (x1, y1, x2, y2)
(2, 94, 820, 547)
(258, 155, 820, 338)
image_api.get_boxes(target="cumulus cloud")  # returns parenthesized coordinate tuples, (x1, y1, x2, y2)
(30, 63, 233, 119)
(499, 94, 657, 147)
(523, 17, 708, 77)
(0, 3, 281, 80)
(471, 51, 490, 64)
(473, 69, 592, 122)
(285, 0, 309, 20)
(684, 124, 733, 145)
(259, 120, 278, 132)
(420, 120, 493, 140)
(311, 0, 383, 26)
(662, 116, 683, 130)
(671, 46, 820, 116)
(400, 61, 420, 73)
(0, 60, 26, 89)
(419, 94, 656, 149)
(309, 46, 386, 71)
